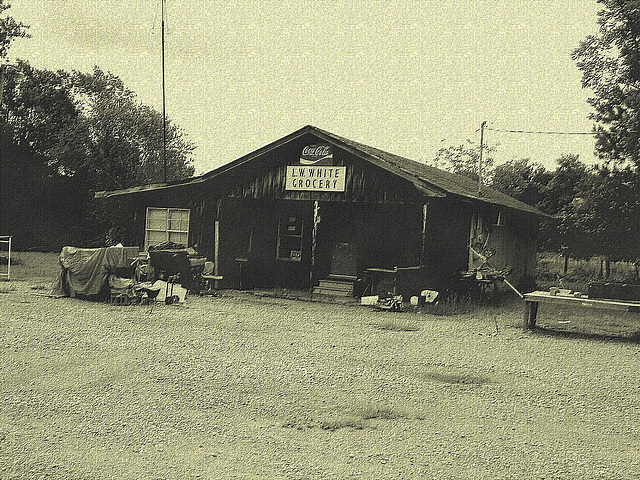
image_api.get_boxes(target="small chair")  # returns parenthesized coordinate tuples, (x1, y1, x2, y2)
(201, 261, 223, 291)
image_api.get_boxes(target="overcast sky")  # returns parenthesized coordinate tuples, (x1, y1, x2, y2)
(7, 1, 601, 174)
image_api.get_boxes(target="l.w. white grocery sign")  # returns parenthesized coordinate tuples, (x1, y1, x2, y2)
(285, 165, 346, 192)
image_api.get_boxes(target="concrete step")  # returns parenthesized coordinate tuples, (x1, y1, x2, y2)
(326, 274, 357, 282)
(317, 280, 354, 290)
(313, 275, 356, 297)
(313, 286, 354, 297)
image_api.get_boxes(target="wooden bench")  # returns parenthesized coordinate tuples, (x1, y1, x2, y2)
(523, 290, 640, 329)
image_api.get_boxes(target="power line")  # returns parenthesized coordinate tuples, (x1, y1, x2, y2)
(485, 126, 595, 135)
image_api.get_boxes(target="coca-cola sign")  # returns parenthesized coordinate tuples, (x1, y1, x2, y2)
(299, 144, 333, 165)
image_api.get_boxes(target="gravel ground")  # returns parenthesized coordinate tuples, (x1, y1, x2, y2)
(1, 281, 639, 479)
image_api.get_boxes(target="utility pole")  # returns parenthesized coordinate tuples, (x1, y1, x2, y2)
(478, 120, 486, 195)
(0, 65, 6, 107)
(161, 0, 167, 182)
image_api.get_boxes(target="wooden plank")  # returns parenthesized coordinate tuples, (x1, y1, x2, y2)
(420, 203, 428, 267)
(214, 220, 220, 289)
(310, 200, 319, 287)
(523, 291, 640, 311)
(522, 290, 640, 329)
(313, 287, 353, 296)
(326, 274, 357, 281)
(318, 280, 354, 289)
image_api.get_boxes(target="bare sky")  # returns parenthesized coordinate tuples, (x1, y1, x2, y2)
(8, 0, 601, 174)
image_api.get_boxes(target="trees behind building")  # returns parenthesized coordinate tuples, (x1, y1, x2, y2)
(0, 3, 195, 250)
(433, 0, 640, 265)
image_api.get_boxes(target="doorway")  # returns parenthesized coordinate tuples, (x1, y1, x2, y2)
(330, 242, 357, 276)
(316, 202, 358, 278)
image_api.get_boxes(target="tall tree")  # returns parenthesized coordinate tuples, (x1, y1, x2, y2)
(577, 165, 640, 261)
(70, 67, 195, 190)
(491, 158, 550, 207)
(536, 155, 594, 257)
(1, 61, 196, 249)
(430, 139, 495, 183)
(573, 0, 640, 166)
(0, 0, 29, 59)
(3, 62, 195, 191)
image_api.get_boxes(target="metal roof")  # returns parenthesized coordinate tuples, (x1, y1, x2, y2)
(95, 125, 547, 216)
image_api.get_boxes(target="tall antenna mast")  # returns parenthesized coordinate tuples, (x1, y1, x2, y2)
(161, 0, 167, 182)
(478, 120, 486, 195)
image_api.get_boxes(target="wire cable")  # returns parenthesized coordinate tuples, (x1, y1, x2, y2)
(485, 126, 595, 135)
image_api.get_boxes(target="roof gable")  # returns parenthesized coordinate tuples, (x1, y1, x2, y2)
(309, 126, 546, 215)
(96, 124, 547, 216)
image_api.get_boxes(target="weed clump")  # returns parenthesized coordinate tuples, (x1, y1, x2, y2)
(359, 405, 404, 420)
(422, 294, 473, 316)
(374, 319, 419, 332)
(282, 403, 412, 431)
(418, 371, 490, 385)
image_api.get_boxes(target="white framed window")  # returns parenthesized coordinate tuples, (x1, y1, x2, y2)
(145, 207, 190, 250)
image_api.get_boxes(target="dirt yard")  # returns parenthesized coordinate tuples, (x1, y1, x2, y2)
(1, 253, 639, 479)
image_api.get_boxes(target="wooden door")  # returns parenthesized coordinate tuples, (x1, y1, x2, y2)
(330, 242, 357, 276)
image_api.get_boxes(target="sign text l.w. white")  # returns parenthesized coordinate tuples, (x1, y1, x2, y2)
(285, 166, 346, 192)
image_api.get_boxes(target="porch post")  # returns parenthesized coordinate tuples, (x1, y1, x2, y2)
(310, 200, 320, 288)
(214, 198, 222, 289)
(214, 220, 220, 289)
(419, 203, 428, 266)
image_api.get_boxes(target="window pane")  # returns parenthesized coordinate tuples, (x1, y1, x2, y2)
(146, 207, 190, 250)
(148, 219, 167, 230)
(168, 219, 188, 232)
(147, 230, 167, 244)
(168, 232, 188, 245)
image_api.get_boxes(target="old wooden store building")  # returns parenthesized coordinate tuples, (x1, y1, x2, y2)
(96, 125, 545, 298)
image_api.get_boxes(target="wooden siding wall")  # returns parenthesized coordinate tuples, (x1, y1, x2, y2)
(421, 198, 475, 290)
(109, 183, 215, 257)
(479, 207, 537, 286)
(312, 202, 423, 279)
(102, 132, 538, 294)
(211, 199, 424, 290)
(216, 198, 312, 289)
(217, 134, 423, 205)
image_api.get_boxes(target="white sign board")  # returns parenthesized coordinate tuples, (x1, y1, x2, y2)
(285, 165, 346, 192)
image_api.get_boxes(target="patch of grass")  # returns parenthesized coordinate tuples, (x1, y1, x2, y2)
(417, 371, 491, 385)
(318, 415, 365, 431)
(422, 294, 474, 316)
(0, 255, 22, 265)
(536, 252, 640, 291)
(374, 319, 419, 331)
(282, 415, 316, 430)
(282, 413, 365, 431)
(4, 251, 60, 282)
(358, 404, 405, 420)
(282, 403, 412, 431)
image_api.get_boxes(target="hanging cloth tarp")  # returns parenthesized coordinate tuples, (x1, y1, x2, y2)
(51, 246, 139, 297)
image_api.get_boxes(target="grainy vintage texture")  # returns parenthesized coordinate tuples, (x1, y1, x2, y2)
(1, 255, 639, 478)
